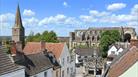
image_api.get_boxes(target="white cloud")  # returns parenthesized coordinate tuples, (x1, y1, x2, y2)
(80, 15, 97, 22)
(23, 17, 39, 26)
(107, 3, 126, 11)
(89, 10, 110, 17)
(23, 9, 35, 16)
(39, 14, 80, 25)
(131, 4, 138, 15)
(80, 10, 109, 22)
(63, 1, 69, 7)
(0, 13, 14, 35)
(80, 4, 138, 25)
(0, 13, 14, 23)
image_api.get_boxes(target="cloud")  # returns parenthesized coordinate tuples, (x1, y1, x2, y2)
(80, 15, 97, 22)
(0, 13, 14, 30)
(107, 3, 126, 11)
(80, 4, 138, 24)
(1, 4, 138, 36)
(131, 4, 138, 15)
(23, 17, 39, 27)
(89, 10, 110, 17)
(80, 10, 109, 22)
(39, 14, 80, 25)
(23, 9, 35, 16)
(0, 13, 14, 23)
(63, 1, 69, 7)
(0, 13, 15, 35)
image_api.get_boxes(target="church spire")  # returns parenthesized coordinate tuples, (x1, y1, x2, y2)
(12, 4, 25, 49)
(14, 4, 23, 28)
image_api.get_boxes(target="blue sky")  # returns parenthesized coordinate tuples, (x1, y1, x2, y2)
(0, 0, 138, 36)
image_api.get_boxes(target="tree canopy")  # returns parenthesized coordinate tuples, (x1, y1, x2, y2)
(99, 30, 121, 58)
(26, 30, 59, 43)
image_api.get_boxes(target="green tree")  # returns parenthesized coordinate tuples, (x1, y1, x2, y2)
(100, 30, 121, 58)
(26, 30, 59, 43)
(26, 31, 34, 42)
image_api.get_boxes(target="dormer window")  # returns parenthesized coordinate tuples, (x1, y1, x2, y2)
(111, 51, 115, 54)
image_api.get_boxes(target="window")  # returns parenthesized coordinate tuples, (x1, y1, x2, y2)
(67, 56, 70, 63)
(44, 72, 47, 77)
(111, 51, 115, 54)
(62, 70, 64, 77)
(34, 75, 37, 77)
(84, 56, 87, 58)
(67, 67, 69, 74)
(62, 58, 64, 66)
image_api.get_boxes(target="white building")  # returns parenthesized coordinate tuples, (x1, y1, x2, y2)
(23, 42, 76, 77)
(106, 42, 130, 65)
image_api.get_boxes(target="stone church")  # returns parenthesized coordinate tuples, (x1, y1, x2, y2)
(69, 27, 136, 49)
(12, 4, 25, 48)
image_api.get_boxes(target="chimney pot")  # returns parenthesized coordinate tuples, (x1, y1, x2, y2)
(40, 41, 45, 51)
(10, 41, 17, 56)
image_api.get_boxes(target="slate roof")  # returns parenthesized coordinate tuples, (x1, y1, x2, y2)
(103, 46, 138, 77)
(109, 42, 130, 50)
(20, 52, 53, 76)
(0, 46, 24, 76)
(74, 48, 100, 56)
(23, 42, 65, 60)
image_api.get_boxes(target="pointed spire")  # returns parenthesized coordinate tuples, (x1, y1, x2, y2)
(14, 4, 23, 28)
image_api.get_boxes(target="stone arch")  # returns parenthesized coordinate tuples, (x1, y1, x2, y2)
(124, 33, 131, 42)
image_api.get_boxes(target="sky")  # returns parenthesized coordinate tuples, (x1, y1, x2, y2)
(0, 0, 138, 36)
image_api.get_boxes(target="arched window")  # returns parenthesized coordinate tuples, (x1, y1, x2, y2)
(97, 36, 100, 41)
(124, 33, 131, 42)
(87, 36, 90, 40)
(92, 36, 94, 41)
(82, 33, 85, 41)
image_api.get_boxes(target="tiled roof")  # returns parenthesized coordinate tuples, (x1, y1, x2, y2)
(23, 42, 65, 59)
(108, 46, 138, 77)
(75, 48, 100, 56)
(21, 52, 53, 76)
(0, 46, 24, 76)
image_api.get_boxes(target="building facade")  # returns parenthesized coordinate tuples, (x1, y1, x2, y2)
(69, 27, 136, 49)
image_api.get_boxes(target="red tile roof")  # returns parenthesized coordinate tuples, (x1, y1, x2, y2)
(108, 46, 138, 77)
(23, 42, 65, 59)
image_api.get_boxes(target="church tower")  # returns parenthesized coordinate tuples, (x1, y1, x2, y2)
(12, 4, 25, 48)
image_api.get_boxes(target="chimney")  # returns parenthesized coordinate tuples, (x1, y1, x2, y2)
(10, 41, 17, 56)
(16, 41, 23, 52)
(130, 36, 138, 47)
(40, 41, 45, 51)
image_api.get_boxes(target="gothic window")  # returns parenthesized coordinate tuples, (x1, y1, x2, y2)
(97, 36, 100, 41)
(82, 33, 85, 41)
(92, 36, 94, 41)
(87, 36, 90, 40)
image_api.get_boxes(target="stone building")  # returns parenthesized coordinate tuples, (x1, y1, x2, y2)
(12, 4, 25, 48)
(69, 27, 136, 49)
